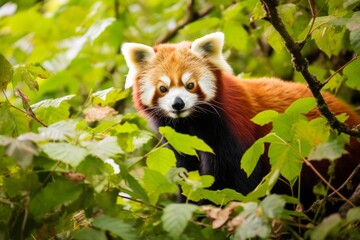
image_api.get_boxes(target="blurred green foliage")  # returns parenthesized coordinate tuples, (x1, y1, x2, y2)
(0, 0, 360, 239)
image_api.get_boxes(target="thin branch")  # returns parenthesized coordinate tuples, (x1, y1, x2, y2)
(303, 159, 355, 207)
(1, 88, 48, 127)
(299, 0, 317, 47)
(260, 0, 360, 138)
(118, 194, 163, 210)
(155, 0, 214, 44)
(329, 164, 360, 198)
(321, 55, 359, 88)
(339, 183, 360, 217)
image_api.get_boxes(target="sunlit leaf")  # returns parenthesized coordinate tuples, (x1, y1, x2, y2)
(251, 110, 279, 126)
(38, 120, 77, 140)
(42, 142, 87, 167)
(143, 168, 177, 204)
(159, 126, 214, 157)
(31, 95, 75, 124)
(146, 147, 176, 175)
(85, 136, 124, 160)
(308, 139, 346, 161)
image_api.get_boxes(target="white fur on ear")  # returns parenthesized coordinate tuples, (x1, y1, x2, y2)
(191, 32, 233, 73)
(121, 43, 155, 88)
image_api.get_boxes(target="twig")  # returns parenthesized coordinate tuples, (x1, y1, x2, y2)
(155, 0, 214, 44)
(118, 194, 163, 210)
(321, 55, 359, 88)
(1, 88, 48, 127)
(260, 0, 360, 138)
(328, 164, 360, 198)
(303, 159, 355, 207)
(339, 183, 360, 217)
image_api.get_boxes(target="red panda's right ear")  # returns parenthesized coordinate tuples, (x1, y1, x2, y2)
(121, 43, 155, 88)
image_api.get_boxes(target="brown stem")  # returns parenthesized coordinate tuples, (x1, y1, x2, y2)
(321, 55, 359, 89)
(303, 159, 354, 207)
(1, 88, 48, 127)
(329, 164, 360, 198)
(118, 194, 163, 210)
(260, 0, 360, 137)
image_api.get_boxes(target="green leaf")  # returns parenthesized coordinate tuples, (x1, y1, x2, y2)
(162, 204, 198, 238)
(312, 20, 347, 57)
(0, 53, 13, 89)
(241, 139, 265, 177)
(31, 95, 75, 124)
(260, 194, 286, 219)
(86, 136, 124, 160)
(265, 25, 285, 52)
(159, 126, 214, 157)
(251, 110, 279, 126)
(344, 58, 360, 90)
(310, 214, 342, 240)
(29, 179, 83, 218)
(285, 97, 317, 115)
(0, 102, 17, 136)
(241, 133, 279, 177)
(234, 202, 271, 240)
(269, 141, 303, 183)
(42, 142, 87, 167)
(223, 21, 249, 52)
(346, 207, 360, 222)
(183, 188, 245, 205)
(92, 215, 139, 240)
(146, 147, 176, 175)
(308, 139, 346, 161)
(38, 120, 77, 141)
(125, 173, 150, 204)
(143, 168, 177, 204)
(72, 228, 107, 240)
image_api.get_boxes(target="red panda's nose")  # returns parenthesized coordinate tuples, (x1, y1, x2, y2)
(172, 97, 185, 111)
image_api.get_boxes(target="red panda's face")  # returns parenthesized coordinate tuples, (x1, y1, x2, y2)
(122, 32, 233, 118)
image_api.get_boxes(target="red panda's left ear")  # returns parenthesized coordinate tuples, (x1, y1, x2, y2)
(191, 32, 233, 74)
(121, 43, 155, 88)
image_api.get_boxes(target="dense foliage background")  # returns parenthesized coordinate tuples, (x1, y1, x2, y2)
(0, 0, 360, 239)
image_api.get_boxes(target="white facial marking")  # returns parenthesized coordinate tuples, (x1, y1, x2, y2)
(139, 77, 156, 106)
(160, 75, 171, 86)
(181, 72, 192, 85)
(198, 73, 216, 100)
(158, 88, 198, 118)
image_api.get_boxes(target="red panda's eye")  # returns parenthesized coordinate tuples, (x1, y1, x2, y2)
(159, 86, 168, 93)
(186, 82, 195, 90)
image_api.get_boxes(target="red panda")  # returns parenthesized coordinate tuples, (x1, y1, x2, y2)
(121, 32, 360, 210)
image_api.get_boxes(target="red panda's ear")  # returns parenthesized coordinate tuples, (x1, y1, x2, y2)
(121, 43, 155, 88)
(191, 32, 233, 74)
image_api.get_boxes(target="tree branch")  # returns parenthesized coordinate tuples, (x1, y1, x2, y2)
(260, 0, 360, 138)
(155, 0, 214, 44)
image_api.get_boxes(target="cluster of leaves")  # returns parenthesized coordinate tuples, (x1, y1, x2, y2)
(1, 0, 360, 239)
